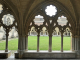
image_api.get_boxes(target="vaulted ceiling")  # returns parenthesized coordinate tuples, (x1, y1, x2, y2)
(1, 0, 80, 21)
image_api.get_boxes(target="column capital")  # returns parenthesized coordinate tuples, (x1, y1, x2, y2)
(61, 31, 63, 33)
(37, 35, 40, 37)
(61, 34, 63, 36)
(49, 35, 52, 37)
(72, 35, 75, 37)
(25, 35, 28, 37)
(6, 33, 9, 36)
(19, 34, 25, 37)
(61, 32, 63, 35)
(75, 35, 80, 38)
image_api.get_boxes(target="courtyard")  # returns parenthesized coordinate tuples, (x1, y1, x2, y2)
(0, 36, 71, 51)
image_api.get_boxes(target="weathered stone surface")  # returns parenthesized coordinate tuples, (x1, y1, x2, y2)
(15, 52, 76, 59)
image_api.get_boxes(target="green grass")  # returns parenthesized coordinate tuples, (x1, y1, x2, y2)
(0, 38, 18, 50)
(0, 36, 71, 50)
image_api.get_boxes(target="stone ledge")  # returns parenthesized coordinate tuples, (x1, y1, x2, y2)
(15, 52, 76, 59)
(0, 51, 11, 59)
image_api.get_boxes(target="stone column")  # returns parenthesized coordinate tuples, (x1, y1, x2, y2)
(71, 35, 72, 51)
(75, 37, 77, 51)
(18, 36, 20, 52)
(77, 39, 80, 58)
(72, 36, 75, 51)
(61, 32, 63, 52)
(23, 36, 25, 51)
(75, 36, 80, 58)
(18, 36, 25, 58)
(25, 35, 28, 51)
(77, 38, 79, 50)
(5, 33, 9, 52)
(37, 35, 40, 52)
(49, 35, 52, 52)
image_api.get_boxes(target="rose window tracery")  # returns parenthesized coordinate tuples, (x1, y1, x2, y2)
(45, 5, 57, 17)
(2, 14, 15, 26)
(57, 16, 68, 26)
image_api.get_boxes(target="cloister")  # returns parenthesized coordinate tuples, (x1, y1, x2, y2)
(0, 0, 80, 59)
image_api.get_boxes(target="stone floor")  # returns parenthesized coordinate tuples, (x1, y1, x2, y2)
(4, 58, 80, 60)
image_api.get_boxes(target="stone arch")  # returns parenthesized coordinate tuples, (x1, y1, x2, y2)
(0, 2, 19, 53)
(53, 11, 75, 28)
(25, 12, 49, 34)
(0, 3, 18, 34)
(27, 11, 48, 25)
(0, 1, 19, 28)
(25, 0, 75, 30)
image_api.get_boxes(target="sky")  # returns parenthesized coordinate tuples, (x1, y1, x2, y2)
(35, 5, 57, 18)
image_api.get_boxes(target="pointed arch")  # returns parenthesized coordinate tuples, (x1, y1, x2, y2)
(24, 0, 75, 33)
(53, 11, 75, 29)
(0, 0, 19, 26)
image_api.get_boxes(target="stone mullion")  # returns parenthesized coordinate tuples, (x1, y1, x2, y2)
(37, 34, 40, 52)
(61, 32, 63, 52)
(70, 34, 72, 51)
(49, 35, 52, 52)
(5, 32, 9, 52)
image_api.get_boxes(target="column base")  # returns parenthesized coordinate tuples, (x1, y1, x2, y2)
(0, 51, 11, 58)
(25, 49, 28, 51)
(61, 50, 63, 52)
(18, 49, 25, 52)
(18, 50, 25, 59)
(72, 50, 75, 52)
(37, 50, 39, 52)
(76, 50, 80, 58)
(5, 49, 8, 52)
(48, 49, 52, 52)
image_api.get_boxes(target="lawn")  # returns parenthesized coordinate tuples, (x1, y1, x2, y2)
(0, 36, 71, 50)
